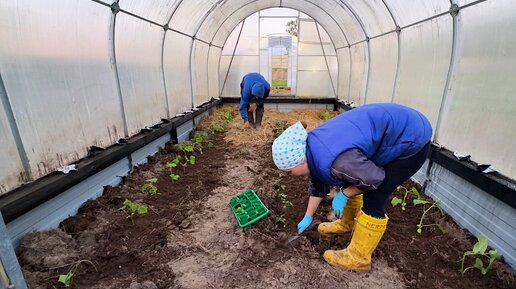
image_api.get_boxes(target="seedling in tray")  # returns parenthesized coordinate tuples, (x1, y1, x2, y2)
(229, 189, 269, 228)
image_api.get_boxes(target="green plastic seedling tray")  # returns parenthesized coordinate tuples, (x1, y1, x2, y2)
(229, 189, 269, 228)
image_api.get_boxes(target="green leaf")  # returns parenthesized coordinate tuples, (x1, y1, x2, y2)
(165, 162, 177, 169)
(417, 228, 422, 234)
(473, 235, 488, 254)
(411, 187, 421, 198)
(170, 174, 180, 181)
(146, 178, 158, 183)
(207, 142, 214, 148)
(58, 271, 74, 287)
(488, 249, 498, 258)
(184, 145, 194, 152)
(413, 199, 428, 205)
(202, 132, 208, 137)
(189, 155, 196, 165)
(137, 205, 148, 215)
(391, 197, 402, 207)
(473, 257, 484, 270)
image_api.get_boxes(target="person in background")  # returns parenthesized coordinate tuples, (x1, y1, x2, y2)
(271, 103, 432, 271)
(239, 72, 271, 129)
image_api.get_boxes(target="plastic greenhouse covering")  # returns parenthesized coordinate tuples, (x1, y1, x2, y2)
(1, 0, 516, 285)
(0, 0, 513, 193)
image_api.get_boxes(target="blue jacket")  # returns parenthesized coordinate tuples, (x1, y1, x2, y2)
(239, 73, 271, 121)
(306, 103, 432, 186)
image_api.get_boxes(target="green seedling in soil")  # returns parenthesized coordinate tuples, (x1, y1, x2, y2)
(273, 120, 288, 136)
(207, 142, 214, 148)
(212, 123, 224, 133)
(165, 156, 181, 169)
(414, 198, 446, 234)
(320, 111, 333, 121)
(57, 260, 97, 287)
(222, 109, 234, 122)
(189, 155, 196, 165)
(391, 186, 420, 211)
(460, 234, 498, 275)
(118, 199, 148, 223)
(275, 215, 287, 227)
(141, 178, 158, 196)
(169, 173, 180, 181)
(276, 185, 293, 208)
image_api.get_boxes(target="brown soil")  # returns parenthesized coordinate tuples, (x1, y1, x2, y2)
(19, 108, 514, 289)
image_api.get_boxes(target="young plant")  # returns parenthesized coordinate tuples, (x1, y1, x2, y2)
(57, 260, 96, 287)
(275, 215, 287, 227)
(189, 155, 196, 165)
(207, 142, 214, 148)
(118, 199, 148, 222)
(141, 178, 158, 196)
(165, 156, 181, 169)
(391, 186, 420, 211)
(460, 234, 498, 275)
(275, 184, 293, 208)
(169, 173, 180, 181)
(212, 123, 224, 133)
(320, 111, 333, 121)
(222, 109, 234, 122)
(414, 198, 446, 234)
(273, 120, 288, 136)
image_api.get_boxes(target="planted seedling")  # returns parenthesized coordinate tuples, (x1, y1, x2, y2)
(460, 234, 498, 275)
(169, 173, 180, 181)
(166, 156, 181, 169)
(391, 186, 420, 211)
(141, 178, 158, 196)
(189, 155, 196, 165)
(118, 199, 148, 223)
(273, 120, 288, 136)
(207, 142, 214, 148)
(275, 215, 287, 227)
(414, 198, 446, 234)
(222, 109, 234, 122)
(212, 123, 224, 133)
(320, 111, 333, 121)
(57, 260, 96, 287)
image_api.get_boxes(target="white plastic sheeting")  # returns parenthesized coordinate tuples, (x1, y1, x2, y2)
(0, 0, 124, 182)
(0, 0, 514, 200)
(435, 0, 516, 177)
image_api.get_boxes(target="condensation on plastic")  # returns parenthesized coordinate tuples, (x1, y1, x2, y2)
(365, 33, 398, 104)
(436, 1, 516, 177)
(345, 0, 396, 36)
(384, 0, 450, 27)
(220, 56, 260, 97)
(349, 43, 367, 105)
(115, 13, 168, 136)
(119, 0, 181, 24)
(336, 48, 351, 101)
(0, 0, 124, 181)
(208, 47, 222, 98)
(192, 41, 210, 106)
(394, 16, 452, 129)
(164, 32, 193, 115)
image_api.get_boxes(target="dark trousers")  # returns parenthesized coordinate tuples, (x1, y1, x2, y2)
(240, 82, 264, 128)
(362, 142, 431, 218)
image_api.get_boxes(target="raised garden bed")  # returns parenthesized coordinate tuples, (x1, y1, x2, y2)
(19, 107, 514, 289)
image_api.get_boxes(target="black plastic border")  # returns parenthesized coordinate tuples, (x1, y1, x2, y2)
(1, 97, 514, 223)
(430, 148, 516, 208)
(0, 98, 221, 223)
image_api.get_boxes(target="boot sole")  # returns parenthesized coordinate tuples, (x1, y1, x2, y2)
(323, 255, 371, 273)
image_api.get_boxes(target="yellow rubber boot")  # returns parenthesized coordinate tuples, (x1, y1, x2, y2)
(323, 210, 388, 272)
(318, 194, 363, 235)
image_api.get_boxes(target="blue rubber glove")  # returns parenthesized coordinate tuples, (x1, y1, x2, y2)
(297, 214, 313, 234)
(332, 191, 349, 218)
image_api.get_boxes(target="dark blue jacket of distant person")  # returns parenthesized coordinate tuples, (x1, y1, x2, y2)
(239, 72, 271, 122)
